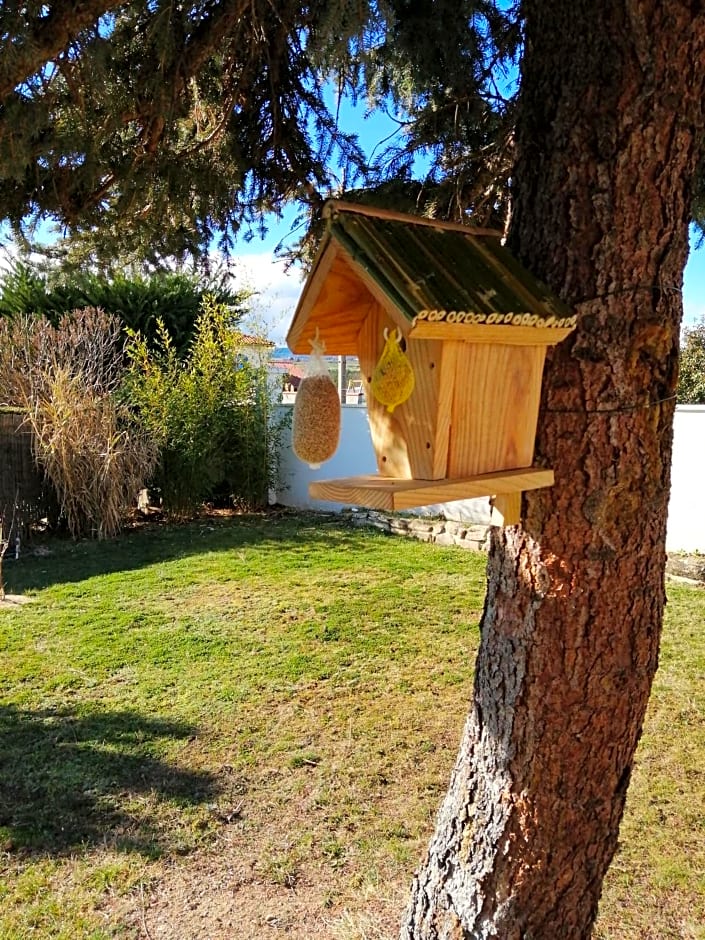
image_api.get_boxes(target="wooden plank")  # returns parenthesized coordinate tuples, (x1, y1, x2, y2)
(447, 344, 546, 477)
(322, 200, 503, 238)
(408, 321, 574, 347)
(293, 308, 362, 357)
(403, 338, 456, 479)
(288, 251, 373, 354)
(309, 468, 554, 512)
(490, 493, 522, 526)
(286, 240, 339, 352)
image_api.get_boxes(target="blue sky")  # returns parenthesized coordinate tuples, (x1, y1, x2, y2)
(684, 237, 705, 323)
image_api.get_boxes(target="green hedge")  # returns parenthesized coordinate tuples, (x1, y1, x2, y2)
(0, 263, 249, 357)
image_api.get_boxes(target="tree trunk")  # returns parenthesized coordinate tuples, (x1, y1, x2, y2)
(402, 3, 705, 938)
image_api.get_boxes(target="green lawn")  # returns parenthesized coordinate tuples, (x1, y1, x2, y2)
(0, 513, 703, 939)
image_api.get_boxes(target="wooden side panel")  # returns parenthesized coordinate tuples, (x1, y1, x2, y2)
(325, 200, 503, 237)
(357, 303, 413, 478)
(357, 306, 457, 480)
(403, 338, 456, 479)
(448, 344, 546, 477)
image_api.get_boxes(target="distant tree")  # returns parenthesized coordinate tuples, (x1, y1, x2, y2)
(678, 318, 705, 403)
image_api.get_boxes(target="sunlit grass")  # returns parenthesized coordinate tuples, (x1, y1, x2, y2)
(0, 512, 703, 938)
(596, 584, 705, 940)
(0, 513, 483, 937)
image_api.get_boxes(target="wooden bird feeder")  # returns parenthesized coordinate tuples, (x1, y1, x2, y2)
(286, 201, 576, 524)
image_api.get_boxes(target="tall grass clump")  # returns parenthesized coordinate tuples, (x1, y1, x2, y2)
(125, 296, 286, 513)
(0, 309, 157, 538)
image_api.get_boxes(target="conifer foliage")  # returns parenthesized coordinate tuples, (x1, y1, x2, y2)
(0, 0, 521, 265)
(0, 0, 365, 264)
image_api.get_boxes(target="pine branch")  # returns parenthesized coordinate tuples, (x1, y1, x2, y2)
(0, 0, 124, 99)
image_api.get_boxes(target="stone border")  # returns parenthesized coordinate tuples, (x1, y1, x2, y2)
(343, 510, 705, 584)
(344, 508, 490, 551)
(665, 554, 705, 586)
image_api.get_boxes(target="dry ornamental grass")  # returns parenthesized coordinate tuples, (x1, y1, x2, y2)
(0, 309, 157, 538)
(28, 368, 157, 538)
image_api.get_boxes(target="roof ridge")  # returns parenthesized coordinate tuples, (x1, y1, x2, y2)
(322, 199, 504, 238)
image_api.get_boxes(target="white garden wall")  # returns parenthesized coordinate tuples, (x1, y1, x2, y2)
(275, 404, 705, 552)
(666, 405, 705, 552)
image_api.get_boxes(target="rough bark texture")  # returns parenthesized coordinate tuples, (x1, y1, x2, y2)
(402, 2, 705, 938)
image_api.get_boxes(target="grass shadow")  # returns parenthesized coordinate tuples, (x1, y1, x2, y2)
(0, 703, 220, 858)
(4, 510, 359, 594)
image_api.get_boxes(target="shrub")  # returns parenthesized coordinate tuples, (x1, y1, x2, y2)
(0, 310, 157, 538)
(678, 317, 705, 403)
(0, 263, 249, 356)
(125, 297, 285, 513)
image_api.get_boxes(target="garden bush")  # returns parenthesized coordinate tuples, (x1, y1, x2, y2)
(125, 296, 286, 513)
(0, 263, 248, 356)
(678, 316, 705, 403)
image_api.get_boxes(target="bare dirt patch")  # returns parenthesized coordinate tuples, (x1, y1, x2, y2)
(108, 832, 406, 940)
(0, 593, 32, 609)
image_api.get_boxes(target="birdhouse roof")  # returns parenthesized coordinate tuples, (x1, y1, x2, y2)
(287, 201, 575, 355)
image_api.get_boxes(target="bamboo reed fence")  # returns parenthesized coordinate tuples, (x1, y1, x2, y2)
(0, 410, 54, 540)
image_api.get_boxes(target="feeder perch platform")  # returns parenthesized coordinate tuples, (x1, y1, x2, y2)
(309, 468, 554, 514)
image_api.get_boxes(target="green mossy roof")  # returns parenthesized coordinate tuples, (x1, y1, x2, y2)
(326, 206, 573, 321)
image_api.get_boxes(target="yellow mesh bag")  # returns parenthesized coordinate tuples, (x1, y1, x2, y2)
(370, 328, 415, 414)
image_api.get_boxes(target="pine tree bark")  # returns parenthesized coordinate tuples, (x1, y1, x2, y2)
(402, 2, 705, 938)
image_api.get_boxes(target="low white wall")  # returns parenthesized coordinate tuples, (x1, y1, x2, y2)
(275, 405, 377, 512)
(666, 405, 705, 552)
(275, 404, 705, 552)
